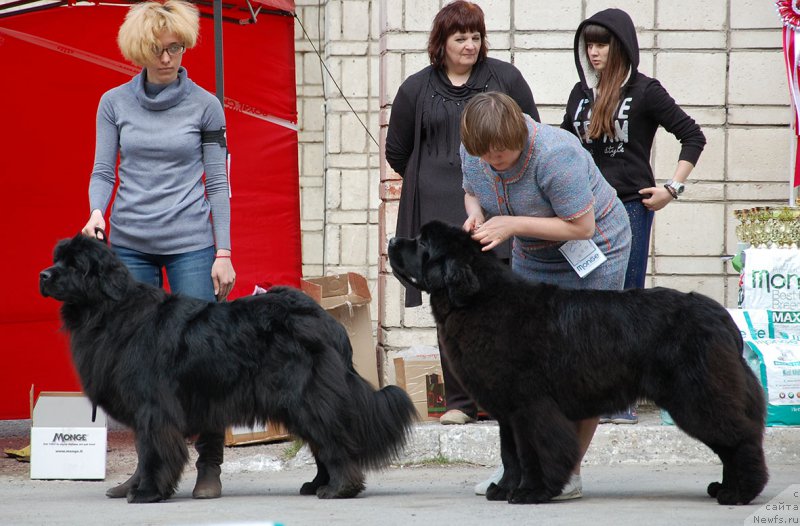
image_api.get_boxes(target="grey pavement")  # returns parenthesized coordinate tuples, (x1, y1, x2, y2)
(1, 406, 798, 526)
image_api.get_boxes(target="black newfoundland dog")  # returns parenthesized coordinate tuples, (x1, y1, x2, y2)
(40, 234, 416, 503)
(388, 220, 768, 505)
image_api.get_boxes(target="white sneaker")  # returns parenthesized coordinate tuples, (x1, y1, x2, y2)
(439, 409, 476, 425)
(551, 473, 583, 501)
(474, 464, 504, 495)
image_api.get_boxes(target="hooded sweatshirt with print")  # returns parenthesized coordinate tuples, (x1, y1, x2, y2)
(560, 8, 706, 203)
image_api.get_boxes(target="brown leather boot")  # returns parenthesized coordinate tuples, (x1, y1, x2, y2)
(192, 432, 224, 499)
(105, 466, 139, 498)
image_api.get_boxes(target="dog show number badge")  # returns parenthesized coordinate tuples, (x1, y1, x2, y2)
(559, 239, 607, 278)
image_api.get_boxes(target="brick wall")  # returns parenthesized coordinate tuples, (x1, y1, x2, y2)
(294, 0, 792, 384)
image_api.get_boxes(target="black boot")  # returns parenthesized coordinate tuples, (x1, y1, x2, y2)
(193, 432, 224, 499)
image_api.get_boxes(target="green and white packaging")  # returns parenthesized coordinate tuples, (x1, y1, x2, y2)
(743, 339, 800, 426)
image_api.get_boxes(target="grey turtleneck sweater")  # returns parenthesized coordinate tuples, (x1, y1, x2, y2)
(89, 67, 230, 253)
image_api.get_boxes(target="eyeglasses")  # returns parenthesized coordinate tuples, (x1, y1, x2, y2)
(152, 43, 185, 57)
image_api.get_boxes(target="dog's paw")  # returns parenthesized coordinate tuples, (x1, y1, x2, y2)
(315, 482, 364, 499)
(737, 491, 759, 506)
(336, 483, 365, 499)
(715, 488, 742, 506)
(707, 482, 722, 498)
(485, 482, 509, 501)
(300, 481, 319, 495)
(508, 487, 548, 504)
(126, 488, 164, 504)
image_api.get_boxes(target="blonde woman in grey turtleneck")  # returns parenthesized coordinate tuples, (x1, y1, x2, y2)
(80, 0, 232, 501)
(82, 2, 234, 303)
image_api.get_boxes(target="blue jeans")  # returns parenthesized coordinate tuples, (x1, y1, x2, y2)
(112, 245, 216, 302)
(623, 200, 654, 290)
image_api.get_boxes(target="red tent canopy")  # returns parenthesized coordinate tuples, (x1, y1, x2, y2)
(0, 1, 300, 419)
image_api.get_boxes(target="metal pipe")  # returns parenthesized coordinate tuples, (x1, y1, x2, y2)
(213, 0, 224, 107)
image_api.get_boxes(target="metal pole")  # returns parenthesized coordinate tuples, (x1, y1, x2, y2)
(213, 0, 224, 107)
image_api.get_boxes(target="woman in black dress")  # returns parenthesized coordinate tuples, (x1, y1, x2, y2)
(386, 0, 539, 428)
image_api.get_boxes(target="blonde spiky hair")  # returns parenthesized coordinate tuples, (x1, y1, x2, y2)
(117, 0, 199, 66)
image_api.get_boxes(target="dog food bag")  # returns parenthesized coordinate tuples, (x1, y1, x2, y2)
(727, 309, 800, 341)
(741, 248, 800, 310)
(743, 339, 800, 426)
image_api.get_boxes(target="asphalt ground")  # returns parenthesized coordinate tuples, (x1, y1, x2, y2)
(1, 415, 798, 526)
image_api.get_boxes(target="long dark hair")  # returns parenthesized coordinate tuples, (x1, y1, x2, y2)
(427, 0, 488, 69)
(583, 24, 630, 140)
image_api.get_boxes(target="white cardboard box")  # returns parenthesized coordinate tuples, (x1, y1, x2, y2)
(30, 392, 107, 480)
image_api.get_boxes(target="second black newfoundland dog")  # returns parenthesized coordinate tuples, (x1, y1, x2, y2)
(40, 234, 416, 503)
(388, 220, 768, 505)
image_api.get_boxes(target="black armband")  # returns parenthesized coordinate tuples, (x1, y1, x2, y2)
(202, 127, 227, 149)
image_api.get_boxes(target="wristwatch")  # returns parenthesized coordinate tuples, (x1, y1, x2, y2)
(664, 180, 685, 199)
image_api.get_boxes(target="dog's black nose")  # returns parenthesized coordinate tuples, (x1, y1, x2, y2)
(39, 269, 53, 297)
(388, 238, 398, 248)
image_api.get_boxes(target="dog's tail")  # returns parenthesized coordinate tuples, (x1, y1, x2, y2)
(345, 369, 417, 471)
(322, 314, 416, 469)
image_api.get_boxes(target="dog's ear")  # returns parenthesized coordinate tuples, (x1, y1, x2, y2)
(94, 245, 130, 301)
(99, 273, 127, 301)
(443, 258, 480, 307)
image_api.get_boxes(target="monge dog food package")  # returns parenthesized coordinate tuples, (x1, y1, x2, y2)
(743, 339, 800, 426)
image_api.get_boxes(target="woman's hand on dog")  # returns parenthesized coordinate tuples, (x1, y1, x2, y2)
(463, 213, 485, 234)
(212, 252, 236, 301)
(82, 209, 106, 239)
(470, 216, 515, 251)
(463, 194, 486, 234)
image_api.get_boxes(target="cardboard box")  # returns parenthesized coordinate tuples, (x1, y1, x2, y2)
(301, 273, 379, 389)
(425, 371, 446, 418)
(394, 358, 444, 421)
(225, 421, 291, 446)
(30, 391, 107, 480)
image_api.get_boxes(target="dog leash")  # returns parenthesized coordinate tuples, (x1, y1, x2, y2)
(91, 227, 106, 422)
(94, 227, 108, 244)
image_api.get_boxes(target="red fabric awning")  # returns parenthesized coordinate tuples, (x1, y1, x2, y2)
(194, 0, 296, 22)
(252, 0, 295, 13)
(0, 1, 296, 21)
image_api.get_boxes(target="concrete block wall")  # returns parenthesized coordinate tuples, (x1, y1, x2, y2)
(295, 0, 793, 384)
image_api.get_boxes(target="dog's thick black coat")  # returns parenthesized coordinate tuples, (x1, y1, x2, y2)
(40, 234, 415, 503)
(388, 220, 768, 505)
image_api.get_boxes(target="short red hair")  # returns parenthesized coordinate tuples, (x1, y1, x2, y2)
(427, 1, 488, 69)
